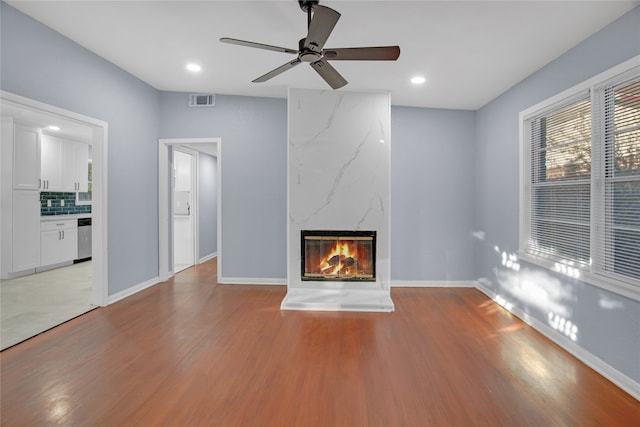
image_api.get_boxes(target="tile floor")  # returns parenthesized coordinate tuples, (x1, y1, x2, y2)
(1, 261, 94, 350)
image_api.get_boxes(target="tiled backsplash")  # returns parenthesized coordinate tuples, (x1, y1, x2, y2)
(40, 192, 92, 216)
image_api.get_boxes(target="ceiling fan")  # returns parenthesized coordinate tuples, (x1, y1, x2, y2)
(220, 0, 400, 90)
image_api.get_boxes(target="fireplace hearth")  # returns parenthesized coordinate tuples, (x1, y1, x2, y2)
(301, 230, 376, 282)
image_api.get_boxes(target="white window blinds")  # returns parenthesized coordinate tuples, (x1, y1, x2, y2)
(594, 77, 640, 284)
(525, 93, 592, 266)
(521, 59, 640, 298)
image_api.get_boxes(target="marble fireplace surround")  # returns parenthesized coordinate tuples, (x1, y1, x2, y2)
(281, 88, 394, 312)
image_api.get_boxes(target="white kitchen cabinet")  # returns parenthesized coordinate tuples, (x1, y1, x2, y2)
(12, 190, 41, 273)
(1, 120, 41, 279)
(69, 141, 89, 192)
(41, 134, 89, 192)
(13, 123, 41, 191)
(40, 133, 65, 191)
(40, 219, 78, 268)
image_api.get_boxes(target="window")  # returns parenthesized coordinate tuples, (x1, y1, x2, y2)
(520, 58, 640, 300)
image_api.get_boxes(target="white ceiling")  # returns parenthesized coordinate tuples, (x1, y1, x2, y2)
(6, 0, 639, 110)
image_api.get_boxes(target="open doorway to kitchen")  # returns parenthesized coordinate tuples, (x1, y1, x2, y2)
(0, 91, 108, 350)
(159, 138, 220, 282)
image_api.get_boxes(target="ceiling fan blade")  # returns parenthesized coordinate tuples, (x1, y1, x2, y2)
(220, 37, 298, 55)
(310, 59, 347, 89)
(304, 5, 341, 53)
(253, 58, 302, 83)
(323, 46, 401, 61)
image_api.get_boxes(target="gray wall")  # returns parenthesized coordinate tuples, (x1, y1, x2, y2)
(475, 7, 640, 382)
(1, 2, 160, 295)
(159, 90, 479, 282)
(159, 91, 287, 279)
(391, 107, 476, 281)
(199, 153, 217, 258)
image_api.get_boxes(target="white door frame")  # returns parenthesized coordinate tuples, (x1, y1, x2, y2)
(1, 90, 109, 307)
(159, 138, 221, 282)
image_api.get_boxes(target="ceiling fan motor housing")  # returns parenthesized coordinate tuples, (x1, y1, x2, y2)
(300, 51, 321, 62)
(298, 38, 322, 60)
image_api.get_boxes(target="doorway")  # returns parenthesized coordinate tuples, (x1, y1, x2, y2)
(159, 138, 221, 282)
(0, 91, 108, 349)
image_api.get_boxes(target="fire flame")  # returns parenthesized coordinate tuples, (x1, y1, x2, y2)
(320, 241, 357, 276)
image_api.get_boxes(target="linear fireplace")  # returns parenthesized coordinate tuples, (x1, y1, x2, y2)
(301, 230, 376, 282)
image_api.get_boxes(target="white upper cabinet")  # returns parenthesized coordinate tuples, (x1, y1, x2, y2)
(41, 133, 64, 191)
(69, 141, 89, 193)
(41, 134, 89, 192)
(13, 124, 41, 191)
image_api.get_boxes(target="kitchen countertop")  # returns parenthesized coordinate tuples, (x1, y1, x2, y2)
(40, 214, 92, 221)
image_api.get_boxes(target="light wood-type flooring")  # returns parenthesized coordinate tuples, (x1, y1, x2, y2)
(1, 258, 638, 426)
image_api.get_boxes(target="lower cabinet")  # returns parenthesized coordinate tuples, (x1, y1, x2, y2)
(12, 190, 40, 273)
(40, 220, 78, 268)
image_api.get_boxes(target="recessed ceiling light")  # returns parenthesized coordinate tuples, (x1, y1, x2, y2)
(411, 76, 426, 85)
(186, 63, 201, 72)
(47, 125, 60, 131)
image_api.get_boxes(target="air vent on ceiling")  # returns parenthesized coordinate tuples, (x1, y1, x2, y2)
(188, 93, 215, 107)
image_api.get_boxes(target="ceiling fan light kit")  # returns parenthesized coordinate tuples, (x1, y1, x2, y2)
(220, 0, 400, 90)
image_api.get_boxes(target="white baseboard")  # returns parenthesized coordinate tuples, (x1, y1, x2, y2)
(36, 260, 74, 273)
(218, 277, 287, 285)
(475, 282, 640, 401)
(199, 252, 217, 264)
(4, 267, 36, 279)
(391, 280, 477, 288)
(107, 276, 161, 305)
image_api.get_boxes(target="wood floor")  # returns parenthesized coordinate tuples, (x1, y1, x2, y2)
(1, 259, 638, 426)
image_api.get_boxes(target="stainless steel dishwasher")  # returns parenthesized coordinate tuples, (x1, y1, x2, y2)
(77, 217, 92, 261)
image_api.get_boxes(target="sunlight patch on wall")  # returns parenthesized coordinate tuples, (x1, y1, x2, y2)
(598, 295, 625, 310)
(497, 268, 573, 318)
(471, 230, 486, 241)
(501, 251, 520, 272)
(548, 312, 579, 341)
(481, 237, 585, 345)
(553, 262, 581, 280)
